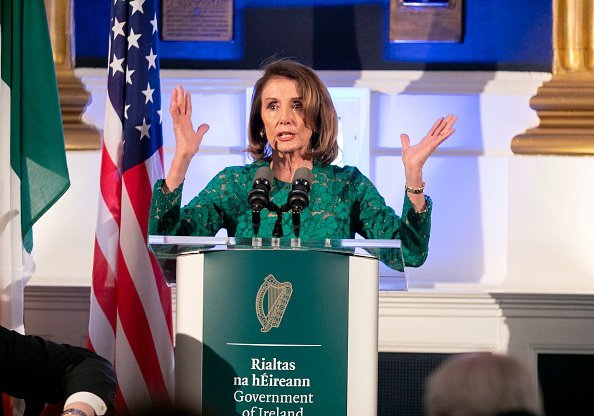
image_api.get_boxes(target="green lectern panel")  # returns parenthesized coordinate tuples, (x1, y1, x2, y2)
(202, 250, 349, 416)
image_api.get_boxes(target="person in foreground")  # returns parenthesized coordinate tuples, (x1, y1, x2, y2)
(149, 59, 457, 270)
(0, 325, 116, 416)
(425, 352, 544, 416)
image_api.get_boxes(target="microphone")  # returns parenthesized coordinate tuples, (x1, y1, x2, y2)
(288, 167, 313, 238)
(248, 166, 274, 236)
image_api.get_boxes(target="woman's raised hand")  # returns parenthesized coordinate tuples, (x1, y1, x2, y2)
(399, 115, 457, 211)
(170, 85, 210, 159)
(400, 114, 457, 178)
(164, 85, 210, 191)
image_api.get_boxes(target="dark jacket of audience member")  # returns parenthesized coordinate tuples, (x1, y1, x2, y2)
(0, 325, 116, 415)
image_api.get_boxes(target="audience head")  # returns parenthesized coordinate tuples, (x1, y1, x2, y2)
(425, 352, 544, 416)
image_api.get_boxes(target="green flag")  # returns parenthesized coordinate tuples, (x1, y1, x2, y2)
(0, 0, 70, 330)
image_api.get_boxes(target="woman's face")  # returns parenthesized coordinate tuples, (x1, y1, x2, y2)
(260, 77, 313, 158)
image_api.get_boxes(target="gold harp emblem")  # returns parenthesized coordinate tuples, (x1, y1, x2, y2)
(256, 274, 293, 333)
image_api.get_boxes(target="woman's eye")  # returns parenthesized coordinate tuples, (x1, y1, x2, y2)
(267, 102, 278, 110)
(292, 101, 303, 110)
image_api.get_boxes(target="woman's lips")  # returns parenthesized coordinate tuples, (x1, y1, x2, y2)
(276, 132, 295, 141)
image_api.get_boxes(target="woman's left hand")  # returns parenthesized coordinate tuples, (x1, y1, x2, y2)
(400, 115, 457, 211)
(400, 114, 457, 183)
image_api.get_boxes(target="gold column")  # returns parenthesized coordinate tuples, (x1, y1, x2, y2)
(511, 0, 594, 155)
(45, 0, 100, 150)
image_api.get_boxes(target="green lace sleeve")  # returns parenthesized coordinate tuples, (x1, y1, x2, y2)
(351, 168, 432, 270)
(148, 177, 225, 237)
(399, 192, 432, 267)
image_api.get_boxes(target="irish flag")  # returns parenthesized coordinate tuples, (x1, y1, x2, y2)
(0, 0, 70, 332)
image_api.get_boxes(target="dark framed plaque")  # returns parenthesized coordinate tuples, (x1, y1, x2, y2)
(162, 0, 233, 41)
(390, 0, 463, 43)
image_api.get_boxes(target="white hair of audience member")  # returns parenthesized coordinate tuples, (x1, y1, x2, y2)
(425, 352, 544, 416)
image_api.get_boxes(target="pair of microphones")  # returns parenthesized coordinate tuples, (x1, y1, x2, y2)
(248, 166, 313, 238)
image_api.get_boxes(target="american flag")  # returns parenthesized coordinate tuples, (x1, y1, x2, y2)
(89, 0, 174, 413)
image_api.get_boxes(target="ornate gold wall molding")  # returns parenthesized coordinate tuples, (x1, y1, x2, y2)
(512, 0, 594, 155)
(45, 0, 100, 150)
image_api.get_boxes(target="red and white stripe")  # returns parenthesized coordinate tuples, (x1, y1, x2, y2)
(89, 90, 174, 414)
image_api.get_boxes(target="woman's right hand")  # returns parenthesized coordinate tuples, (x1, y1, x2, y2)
(170, 85, 210, 159)
(165, 85, 210, 191)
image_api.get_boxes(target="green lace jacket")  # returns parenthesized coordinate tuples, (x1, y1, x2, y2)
(149, 159, 432, 271)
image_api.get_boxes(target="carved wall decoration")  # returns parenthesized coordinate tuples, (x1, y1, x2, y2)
(45, 0, 100, 150)
(512, 0, 594, 155)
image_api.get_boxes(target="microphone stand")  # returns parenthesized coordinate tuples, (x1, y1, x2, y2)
(249, 167, 311, 247)
(251, 210, 263, 247)
(251, 200, 305, 247)
(267, 202, 285, 239)
(271, 202, 303, 247)
(291, 210, 301, 238)
(251, 210, 261, 237)
(290, 210, 302, 247)
(248, 167, 274, 244)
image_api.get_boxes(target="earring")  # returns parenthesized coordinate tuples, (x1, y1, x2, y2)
(259, 129, 266, 139)
(311, 131, 320, 147)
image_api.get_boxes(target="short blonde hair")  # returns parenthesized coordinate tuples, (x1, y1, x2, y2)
(425, 353, 543, 416)
(247, 59, 339, 165)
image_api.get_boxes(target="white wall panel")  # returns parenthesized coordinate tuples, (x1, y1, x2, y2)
(506, 157, 594, 292)
(31, 151, 100, 286)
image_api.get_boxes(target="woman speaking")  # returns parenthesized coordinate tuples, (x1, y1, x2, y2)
(149, 59, 456, 271)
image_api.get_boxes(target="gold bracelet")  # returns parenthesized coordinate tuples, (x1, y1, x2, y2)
(405, 182, 425, 194)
